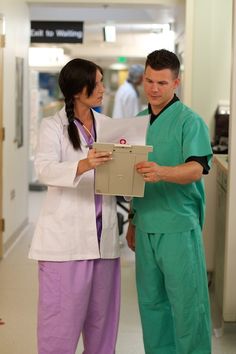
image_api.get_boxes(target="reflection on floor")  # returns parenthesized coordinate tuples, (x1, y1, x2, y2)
(0, 191, 235, 354)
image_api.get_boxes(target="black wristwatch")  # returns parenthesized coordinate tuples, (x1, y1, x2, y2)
(128, 212, 135, 220)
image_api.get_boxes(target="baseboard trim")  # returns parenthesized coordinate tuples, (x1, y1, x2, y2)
(3, 218, 28, 257)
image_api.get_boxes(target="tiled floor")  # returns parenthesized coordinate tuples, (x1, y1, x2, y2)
(0, 191, 235, 354)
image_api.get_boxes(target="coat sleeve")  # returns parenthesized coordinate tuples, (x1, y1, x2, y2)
(34, 117, 81, 188)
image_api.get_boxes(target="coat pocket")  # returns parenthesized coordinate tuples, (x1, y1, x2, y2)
(42, 187, 63, 214)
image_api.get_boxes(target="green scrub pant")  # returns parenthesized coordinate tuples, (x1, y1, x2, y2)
(135, 225, 211, 354)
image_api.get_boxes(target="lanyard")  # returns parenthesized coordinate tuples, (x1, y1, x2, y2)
(74, 118, 95, 148)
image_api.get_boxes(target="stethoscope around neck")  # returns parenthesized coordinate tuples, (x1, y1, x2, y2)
(73, 115, 97, 149)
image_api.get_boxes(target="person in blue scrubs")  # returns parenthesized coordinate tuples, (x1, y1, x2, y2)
(126, 49, 213, 354)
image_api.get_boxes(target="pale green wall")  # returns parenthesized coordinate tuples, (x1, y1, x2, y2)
(189, 0, 232, 138)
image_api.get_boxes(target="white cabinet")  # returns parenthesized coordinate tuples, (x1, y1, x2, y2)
(203, 164, 217, 271)
(212, 155, 236, 324)
(214, 164, 227, 316)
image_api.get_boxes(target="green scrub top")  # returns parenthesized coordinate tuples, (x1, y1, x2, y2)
(132, 100, 213, 234)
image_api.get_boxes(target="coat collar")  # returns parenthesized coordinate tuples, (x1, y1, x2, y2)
(57, 106, 102, 126)
(57, 106, 69, 126)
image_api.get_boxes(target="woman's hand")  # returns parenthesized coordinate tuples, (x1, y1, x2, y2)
(77, 148, 112, 175)
(87, 148, 112, 169)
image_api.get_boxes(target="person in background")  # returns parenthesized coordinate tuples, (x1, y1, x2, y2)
(29, 58, 120, 354)
(126, 49, 213, 354)
(112, 64, 144, 118)
(93, 105, 102, 113)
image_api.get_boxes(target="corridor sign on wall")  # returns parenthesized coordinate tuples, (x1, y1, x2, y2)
(31, 21, 84, 43)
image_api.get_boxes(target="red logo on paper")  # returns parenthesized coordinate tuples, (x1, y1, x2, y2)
(120, 138, 127, 144)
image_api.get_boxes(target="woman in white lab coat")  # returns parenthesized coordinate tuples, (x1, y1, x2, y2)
(29, 58, 120, 354)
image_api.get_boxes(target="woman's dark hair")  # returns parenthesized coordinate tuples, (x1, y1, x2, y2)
(145, 49, 180, 78)
(58, 58, 103, 150)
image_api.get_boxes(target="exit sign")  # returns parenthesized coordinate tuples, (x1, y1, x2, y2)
(118, 57, 127, 63)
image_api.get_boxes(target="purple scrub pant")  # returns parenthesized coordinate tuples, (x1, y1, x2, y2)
(37, 258, 120, 354)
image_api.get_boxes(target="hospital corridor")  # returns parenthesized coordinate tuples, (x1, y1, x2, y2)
(0, 191, 235, 354)
(1, 0, 236, 353)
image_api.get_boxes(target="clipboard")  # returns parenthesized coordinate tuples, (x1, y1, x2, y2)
(93, 142, 153, 197)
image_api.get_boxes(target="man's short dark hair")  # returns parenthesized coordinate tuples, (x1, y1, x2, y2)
(145, 49, 180, 78)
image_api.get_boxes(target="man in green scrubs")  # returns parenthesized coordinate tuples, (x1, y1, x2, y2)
(126, 49, 213, 354)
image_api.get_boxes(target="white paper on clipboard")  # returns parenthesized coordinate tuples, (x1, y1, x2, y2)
(97, 116, 150, 145)
(93, 142, 153, 197)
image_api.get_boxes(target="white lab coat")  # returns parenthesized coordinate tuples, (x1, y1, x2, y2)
(112, 81, 141, 118)
(28, 107, 120, 261)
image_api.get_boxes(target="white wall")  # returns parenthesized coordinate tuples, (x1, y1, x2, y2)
(0, 0, 30, 248)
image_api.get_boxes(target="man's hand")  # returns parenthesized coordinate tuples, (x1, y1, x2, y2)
(136, 160, 203, 184)
(136, 161, 162, 182)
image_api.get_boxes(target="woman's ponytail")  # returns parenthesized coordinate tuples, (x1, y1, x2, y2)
(65, 97, 81, 150)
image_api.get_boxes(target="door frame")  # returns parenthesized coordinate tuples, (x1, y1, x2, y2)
(0, 15, 5, 259)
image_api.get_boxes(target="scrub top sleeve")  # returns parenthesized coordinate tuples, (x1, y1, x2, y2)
(185, 156, 210, 174)
(182, 116, 213, 166)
